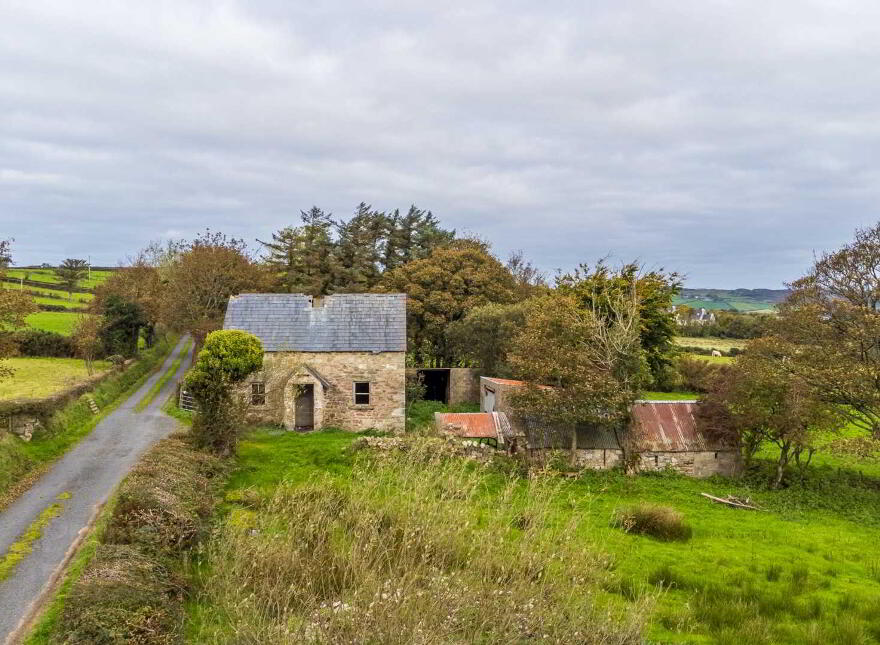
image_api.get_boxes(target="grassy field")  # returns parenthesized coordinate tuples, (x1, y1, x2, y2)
(4, 268, 113, 290)
(0, 357, 110, 400)
(23, 312, 80, 335)
(675, 337, 746, 352)
(2, 283, 93, 305)
(183, 418, 880, 644)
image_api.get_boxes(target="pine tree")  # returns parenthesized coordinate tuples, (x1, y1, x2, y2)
(332, 203, 388, 292)
(259, 207, 336, 295)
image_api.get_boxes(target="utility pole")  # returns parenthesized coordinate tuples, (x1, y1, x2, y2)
(88, 255, 91, 281)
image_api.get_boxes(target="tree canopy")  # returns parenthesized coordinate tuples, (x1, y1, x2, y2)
(54, 258, 89, 300)
(556, 261, 681, 385)
(380, 239, 517, 364)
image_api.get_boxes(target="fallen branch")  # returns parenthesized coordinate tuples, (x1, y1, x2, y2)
(700, 493, 762, 511)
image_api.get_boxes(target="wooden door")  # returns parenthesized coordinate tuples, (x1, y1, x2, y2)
(295, 384, 314, 431)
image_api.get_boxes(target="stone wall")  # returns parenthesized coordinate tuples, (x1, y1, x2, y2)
(528, 447, 739, 478)
(448, 368, 482, 405)
(242, 351, 405, 433)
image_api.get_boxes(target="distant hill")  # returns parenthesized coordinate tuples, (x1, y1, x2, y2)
(673, 288, 789, 312)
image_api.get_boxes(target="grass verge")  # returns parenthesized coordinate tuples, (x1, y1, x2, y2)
(0, 494, 68, 582)
(133, 337, 191, 412)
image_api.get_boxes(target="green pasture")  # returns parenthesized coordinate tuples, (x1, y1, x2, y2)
(185, 422, 880, 644)
(675, 336, 745, 352)
(5, 268, 113, 290)
(23, 312, 80, 335)
(0, 357, 110, 400)
(2, 283, 93, 303)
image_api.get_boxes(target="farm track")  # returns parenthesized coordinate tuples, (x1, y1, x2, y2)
(0, 337, 193, 643)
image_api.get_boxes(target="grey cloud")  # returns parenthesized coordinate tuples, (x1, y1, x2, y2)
(3, 1, 880, 285)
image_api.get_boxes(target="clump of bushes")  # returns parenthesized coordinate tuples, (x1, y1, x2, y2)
(55, 436, 226, 644)
(104, 436, 225, 554)
(612, 503, 693, 542)
(0, 329, 75, 357)
(192, 442, 651, 643)
(57, 545, 182, 644)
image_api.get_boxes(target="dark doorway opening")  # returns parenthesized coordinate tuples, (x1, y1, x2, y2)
(418, 369, 450, 403)
(295, 384, 315, 431)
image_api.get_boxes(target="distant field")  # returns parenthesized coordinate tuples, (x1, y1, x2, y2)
(0, 357, 110, 399)
(675, 337, 745, 352)
(688, 353, 734, 364)
(24, 312, 80, 335)
(1, 283, 92, 303)
(5, 268, 113, 290)
(674, 287, 787, 312)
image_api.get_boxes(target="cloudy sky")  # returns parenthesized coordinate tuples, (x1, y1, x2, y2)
(3, 1, 880, 287)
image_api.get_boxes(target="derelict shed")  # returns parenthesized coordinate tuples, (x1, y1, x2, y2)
(223, 293, 407, 432)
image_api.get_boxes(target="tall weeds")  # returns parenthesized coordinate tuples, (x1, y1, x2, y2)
(194, 444, 651, 644)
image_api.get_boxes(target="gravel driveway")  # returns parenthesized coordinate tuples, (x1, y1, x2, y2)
(0, 336, 192, 642)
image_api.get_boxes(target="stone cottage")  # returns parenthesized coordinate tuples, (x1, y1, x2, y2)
(223, 293, 406, 432)
(478, 377, 740, 478)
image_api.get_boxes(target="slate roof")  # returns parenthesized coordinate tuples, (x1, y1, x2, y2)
(223, 293, 406, 352)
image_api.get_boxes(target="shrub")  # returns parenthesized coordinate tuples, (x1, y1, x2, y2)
(55, 544, 181, 645)
(675, 355, 720, 393)
(186, 330, 263, 454)
(612, 503, 693, 542)
(104, 436, 225, 555)
(0, 329, 76, 357)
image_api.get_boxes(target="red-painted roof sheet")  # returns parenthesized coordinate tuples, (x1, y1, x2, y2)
(629, 401, 722, 451)
(435, 412, 505, 439)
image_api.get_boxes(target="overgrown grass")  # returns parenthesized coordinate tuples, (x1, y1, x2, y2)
(640, 391, 699, 400)
(133, 337, 191, 412)
(186, 424, 880, 644)
(190, 437, 650, 643)
(0, 357, 110, 400)
(612, 503, 693, 542)
(0, 337, 177, 507)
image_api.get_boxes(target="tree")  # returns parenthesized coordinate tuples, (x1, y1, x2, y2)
(92, 253, 164, 347)
(506, 291, 645, 466)
(100, 294, 146, 358)
(556, 261, 681, 386)
(185, 330, 263, 454)
(379, 239, 517, 364)
(160, 231, 271, 347)
(698, 339, 844, 488)
(0, 240, 37, 380)
(54, 258, 89, 300)
(445, 301, 529, 376)
(259, 207, 337, 295)
(332, 203, 388, 292)
(505, 250, 548, 299)
(383, 205, 455, 272)
(770, 221, 880, 437)
(72, 314, 103, 375)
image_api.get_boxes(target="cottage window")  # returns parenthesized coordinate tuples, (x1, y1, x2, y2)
(354, 381, 371, 405)
(251, 382, 266, 405)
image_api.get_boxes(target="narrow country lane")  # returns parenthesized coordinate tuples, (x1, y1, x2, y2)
(0, 336, 193, 643)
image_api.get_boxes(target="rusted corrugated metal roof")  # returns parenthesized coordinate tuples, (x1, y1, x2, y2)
(483, 377, 527, 386)
(434, 412, 505, 439)
(629, 401, 723, 451)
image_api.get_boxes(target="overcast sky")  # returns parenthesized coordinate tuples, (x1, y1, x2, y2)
(3, 1, 880, 288)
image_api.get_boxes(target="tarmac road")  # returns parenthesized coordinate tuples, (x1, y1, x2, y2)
(0, 336, 192, 642)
